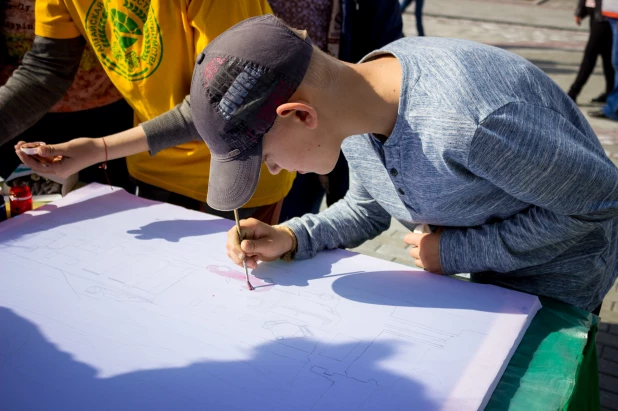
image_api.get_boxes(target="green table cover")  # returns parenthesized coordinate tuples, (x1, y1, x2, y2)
(487, 297, 599, 410)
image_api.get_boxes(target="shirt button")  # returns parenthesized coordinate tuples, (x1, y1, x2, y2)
(398, 188, 405, 195)
(390, 168, 398, 177)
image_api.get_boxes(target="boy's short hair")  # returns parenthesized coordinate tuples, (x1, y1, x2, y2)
(284, 22, 341, 89)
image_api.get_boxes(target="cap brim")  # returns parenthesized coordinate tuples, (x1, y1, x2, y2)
(206, 142, 263, 211)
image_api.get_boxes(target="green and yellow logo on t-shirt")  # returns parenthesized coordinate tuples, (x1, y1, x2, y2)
(85, 0, 163, 81)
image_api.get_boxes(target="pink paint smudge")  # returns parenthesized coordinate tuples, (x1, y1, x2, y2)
(206, 265, 274, 292)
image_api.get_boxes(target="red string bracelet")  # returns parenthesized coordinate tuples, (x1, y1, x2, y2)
(99, 138, 112, 190)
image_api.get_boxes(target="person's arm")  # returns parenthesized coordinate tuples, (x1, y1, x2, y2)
(0, 35, 85, 147)
(14, 126, 149, 178)
(226, 168, 392, 268)
(439, 102, 618, 275)
(15, 93, 203, 174)
(14, 93, 204, 178)
(282, 167, 392, 260)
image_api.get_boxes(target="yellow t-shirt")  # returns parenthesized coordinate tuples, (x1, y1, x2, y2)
(35, 0, 295, 208)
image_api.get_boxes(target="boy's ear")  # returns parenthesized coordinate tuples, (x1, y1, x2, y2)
(276, 102, 318, 129)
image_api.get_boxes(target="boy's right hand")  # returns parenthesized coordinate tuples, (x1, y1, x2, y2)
(226, 218, 294, 269)
(15, 138, 104, 179)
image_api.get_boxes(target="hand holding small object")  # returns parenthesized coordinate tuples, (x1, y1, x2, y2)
(15, 138, 103, 178)
(14, 126, 150, 179)
(19, 142, 54, 165)
(226, 218, 295, 270)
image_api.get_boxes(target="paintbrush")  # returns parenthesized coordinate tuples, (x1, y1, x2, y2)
(233, 209, 254, 291)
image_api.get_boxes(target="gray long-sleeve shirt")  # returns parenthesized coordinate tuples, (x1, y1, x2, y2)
(0, 35, 197, 150)
(283, 38, 618, 312)
(0, 36, 84, 144)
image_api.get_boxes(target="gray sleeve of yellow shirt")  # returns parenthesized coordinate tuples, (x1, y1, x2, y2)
(141, 95, 201, 155)
(0, 35, 85, 147)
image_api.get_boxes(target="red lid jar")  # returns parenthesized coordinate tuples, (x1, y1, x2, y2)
(9, 186, 33, 217)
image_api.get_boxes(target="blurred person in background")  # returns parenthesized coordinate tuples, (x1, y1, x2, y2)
(590, 0, 618, 120)
(0, 0, 133, 191)
(400, 0, 424, 36)
(567, 0, 614, 104)
(271, 0, 403, 222)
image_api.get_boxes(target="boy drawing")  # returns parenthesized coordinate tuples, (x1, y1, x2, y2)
(194, 16, 618, 313)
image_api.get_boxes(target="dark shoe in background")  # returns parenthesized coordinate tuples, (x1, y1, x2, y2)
(590, 93, 608, 104)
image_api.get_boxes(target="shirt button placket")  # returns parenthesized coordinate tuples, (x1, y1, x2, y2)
(389, 168, 404, 195)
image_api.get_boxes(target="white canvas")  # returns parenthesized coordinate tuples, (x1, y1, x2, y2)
(0, 184, 541, 410)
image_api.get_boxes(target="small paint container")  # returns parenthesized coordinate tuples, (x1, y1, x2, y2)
(9, 186, 33, 217)
(20, 142, 45, 155)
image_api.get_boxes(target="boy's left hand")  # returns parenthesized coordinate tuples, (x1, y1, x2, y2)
(404, 230, 443, 274)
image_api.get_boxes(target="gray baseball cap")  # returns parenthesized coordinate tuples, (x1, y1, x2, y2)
(190, 15, 313, 211)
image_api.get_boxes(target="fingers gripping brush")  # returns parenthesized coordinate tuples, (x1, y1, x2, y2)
(234, 209, 254, 291)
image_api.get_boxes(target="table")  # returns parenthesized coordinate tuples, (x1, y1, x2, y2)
(0, 185, 599, 410)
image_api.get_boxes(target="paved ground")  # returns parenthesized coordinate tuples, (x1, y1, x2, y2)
(349, 1, 618, 408)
